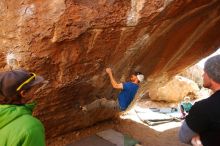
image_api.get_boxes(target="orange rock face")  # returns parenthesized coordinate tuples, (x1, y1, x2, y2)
(0, 0, 220, 139)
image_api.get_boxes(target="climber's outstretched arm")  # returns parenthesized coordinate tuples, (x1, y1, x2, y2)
(106, 68, 123, 89)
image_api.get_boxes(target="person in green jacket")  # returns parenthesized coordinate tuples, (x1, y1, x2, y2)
(0, 69, 46, 146)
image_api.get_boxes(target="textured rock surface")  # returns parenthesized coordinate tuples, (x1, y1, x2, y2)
(149, 76, 200, 102)
(0, 0, 220, 140)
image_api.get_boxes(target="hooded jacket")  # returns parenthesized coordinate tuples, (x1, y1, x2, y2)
(0, 103, 45, 146)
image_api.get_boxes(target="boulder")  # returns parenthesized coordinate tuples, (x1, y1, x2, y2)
(0, 0, 220, 140)
(149, 76, 200, 102)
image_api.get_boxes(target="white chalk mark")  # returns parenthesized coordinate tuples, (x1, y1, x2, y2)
(127, 0, 145, 26)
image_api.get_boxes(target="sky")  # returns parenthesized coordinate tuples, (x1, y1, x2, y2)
(197, 48, 220, 69)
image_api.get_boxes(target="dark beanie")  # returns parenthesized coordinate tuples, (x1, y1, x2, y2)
(204, 55, 220, 83)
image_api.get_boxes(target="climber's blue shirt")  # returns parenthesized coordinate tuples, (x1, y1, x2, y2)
(118, 82, 139, 111)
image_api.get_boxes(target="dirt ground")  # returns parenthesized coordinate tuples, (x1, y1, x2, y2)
(46, 120, 115, 146)
(47, 99, 189, 146)
(115, 99, 189, 146)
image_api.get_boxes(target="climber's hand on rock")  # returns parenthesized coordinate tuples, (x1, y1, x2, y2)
(106, 68, 112, 74)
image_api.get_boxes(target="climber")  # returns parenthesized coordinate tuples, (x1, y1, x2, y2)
(0, 69, 46, 146)
(81, 67, 144, 112)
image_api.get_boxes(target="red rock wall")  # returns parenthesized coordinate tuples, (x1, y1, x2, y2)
(0, 0, 220, 139)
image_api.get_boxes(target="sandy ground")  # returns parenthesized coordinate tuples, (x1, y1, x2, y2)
(47, 99, 190, 146)
(114, 98, 189, 146)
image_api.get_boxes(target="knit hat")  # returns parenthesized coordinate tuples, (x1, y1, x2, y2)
(204, 55, 220, 83)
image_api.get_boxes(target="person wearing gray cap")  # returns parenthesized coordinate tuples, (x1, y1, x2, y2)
(179, 55, 220, 146)
(80, 68, 144, 112)
(0, 69, 46, 146)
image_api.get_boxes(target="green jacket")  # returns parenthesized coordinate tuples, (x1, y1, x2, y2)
(0, 103, 45, 146)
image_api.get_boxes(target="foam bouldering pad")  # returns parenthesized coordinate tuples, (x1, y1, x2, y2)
(134, 108, 180, 126)
(97, 129, 139, 146)
(97, 129, 124, 146)
(67, 135, 116, 146)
